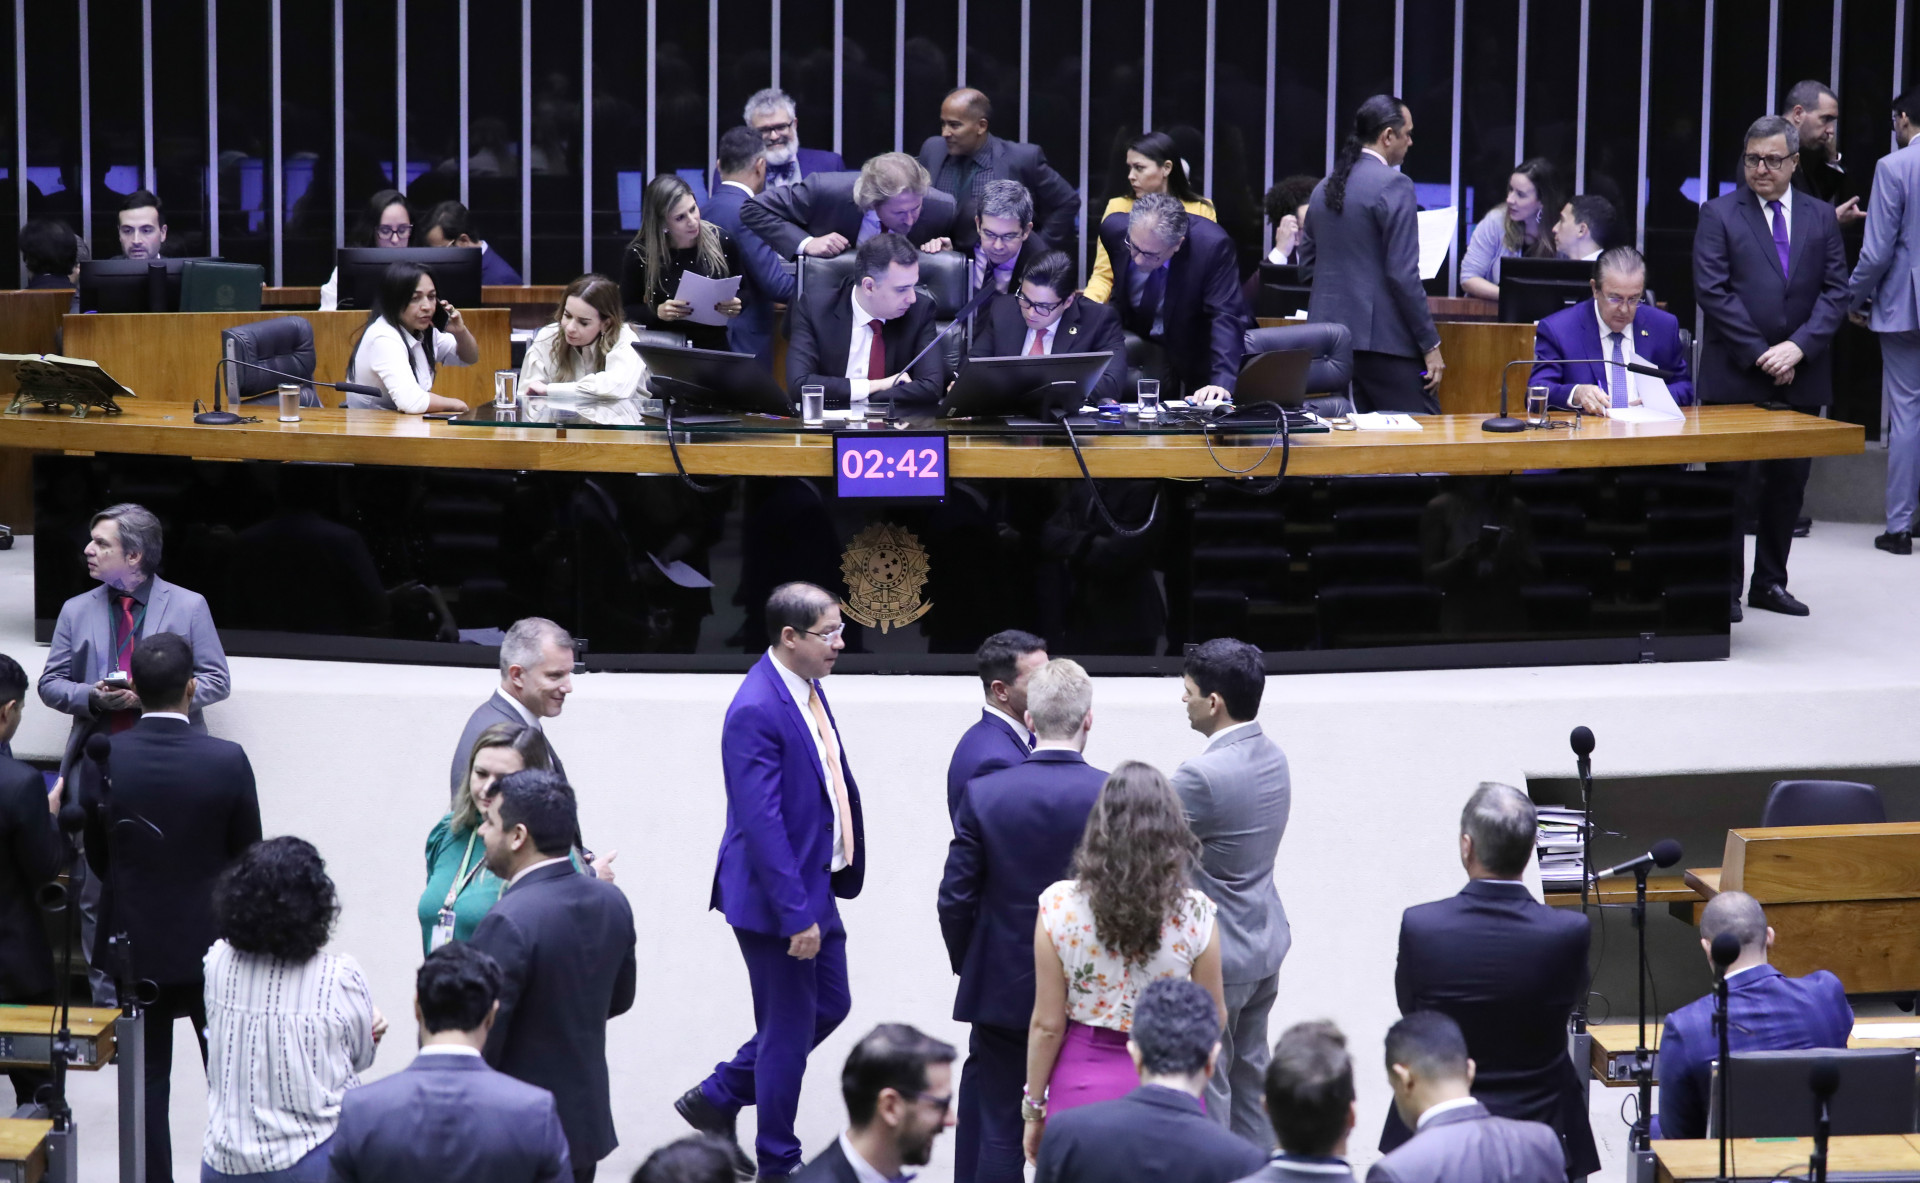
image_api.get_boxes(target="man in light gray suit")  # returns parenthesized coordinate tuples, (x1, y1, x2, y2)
(451, 617, 573, 797)
(329, 941, 571, 1183)
(1232, 1021, 1358, 1183)
(1367, 1013, 1563, 1183)
(1299, 94, 1445, 414)
(1848, 84, 1920, 557)
(1172, 637, 1291, 1149)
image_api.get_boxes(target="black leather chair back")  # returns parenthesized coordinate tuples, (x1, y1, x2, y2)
(222, 316, 320, 406)
(1242, 323, 1354, 410)
(798, 250, 969, 375)
(1760, 780, 1885, 828)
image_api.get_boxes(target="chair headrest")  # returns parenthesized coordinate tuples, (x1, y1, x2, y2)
(799, 249, 973, 319)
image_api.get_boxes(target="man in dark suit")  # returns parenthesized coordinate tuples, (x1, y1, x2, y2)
(81, 631, 261, 1183)
(1383, 783, 1596, 1178)
(742, 152, 957, 260)
(421, 200, 525, 285)
(949, 179, 1055, 297)
(940, 658, 1106, 1183)
(0, 652, 63, 1110)
(1034, 980, 1266, 1183)
(1532, 247, 1695, 412)
(704, 125, 800, 370)
(1299, 96, 1445, 414)
(915, 88, 1078, 252)
(943, 629, 1045, 823)
(785, 232, 944, 407)
(792, 1024, 957, 1183)
(1655, 890, 1853, 1140)
(745, 87, 846, 189)
(328, 941, 572, 1183)
(1368, 1012, 1565, 1183)
(678, 583, 868, 1181)
(1694, 114, 1849, 618)
(1098, 192, 1249, 402)
(451, 617, 573, 797)
(968, 250, 1127, 405)
(1235, 1021, 1360, 1183)
(470, 771, 637, 1183)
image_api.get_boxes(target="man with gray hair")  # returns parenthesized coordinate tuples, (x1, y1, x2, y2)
(1653, 890, 1853, 1139)
(939, 657, 1105, 1183)
(1532, 244, 1696, 415)
(742, 86, 844, 188)
(1096, 190, 1249, 404)
(1379, 783, 1596, 1177)
(1695, 112, 1849, 618)
(742, 150, 957, 260)
(451, 617, 574, 796)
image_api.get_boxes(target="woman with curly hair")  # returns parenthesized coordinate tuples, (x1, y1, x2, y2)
(1021, 761, 1223, 1161)
(202, 837, 386, 1182)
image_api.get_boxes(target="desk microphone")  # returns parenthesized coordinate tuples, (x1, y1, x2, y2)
(1590, 838, 1682, 880)
(197, 357, 381, 424)
(1570, 725, 1594, 782)
(1489, 357, 1683, 433)
(84, 733, 113, 800)
(1710, 932, 1741, 975)
(898, 283, 1000, 379)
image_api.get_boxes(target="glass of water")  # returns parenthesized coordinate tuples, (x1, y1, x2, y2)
(1137, 378, 1161, 421)
(1525, 384, 1549, 427)
(801, 384, 826, 427)
(494, 370, 519, 413)
(277, 383, 301, 423)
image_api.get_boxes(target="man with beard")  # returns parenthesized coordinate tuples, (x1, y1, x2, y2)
(745, 88, 845, 188)
(1783, 80, 1864, 223)
(792, 1025, 956, 1182)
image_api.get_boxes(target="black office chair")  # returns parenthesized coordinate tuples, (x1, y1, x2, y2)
(1242, 323, 1355, 414)
(630, 329, 691, 351)
(221, 317, 320, 407)
(1254, 262, 1312, 319)
(1709, 1048, 1919, 1137)
(796, 250, 970, 374)
(1761, 780, 1886, 828)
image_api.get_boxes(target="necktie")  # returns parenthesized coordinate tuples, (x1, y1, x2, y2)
(1767, 199, 1790, 278)
(806, 684, 857, 867)
(768, 160, 798, 186)
(111, 592, 137, 733)
(1141, 266, 1167, 323)
(1607, 332, 1628, 409)
(1027, 327, 1048, 356)
(866, 320, 886, 380)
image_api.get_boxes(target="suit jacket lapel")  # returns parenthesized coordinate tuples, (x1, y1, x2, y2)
(1787, 196, 1813, 282)
(1056, 299, 1084, 352)
(89, 586, 114, 680)
(1576, 304, 1605, 387)
(1738, 189, 1787, 281)
(147, 578, 172, 634)
(759, 657, 828, 793)
(830, 283, 859, 376)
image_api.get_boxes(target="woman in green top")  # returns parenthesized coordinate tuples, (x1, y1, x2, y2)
(418, 722, 547, 953)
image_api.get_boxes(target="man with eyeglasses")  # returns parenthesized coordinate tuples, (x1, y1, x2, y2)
(1098, 192, 1249, 405)
(678, 582, 868, 1181)
(1531, 245, 1693, 415)
(1695, 113, 1850, 618)
(949, 179, 1054, 297)
(793, 1025, 956, 1183)
(743, 87, 845, 189)
(968, 249, 1125, 405)
(914, 88, 1079, 254)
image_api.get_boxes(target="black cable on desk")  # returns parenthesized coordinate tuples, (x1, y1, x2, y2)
(663, 398, 734, 494)
(1053, 411, 1160, 538)
(1195, 400, 1291, 494)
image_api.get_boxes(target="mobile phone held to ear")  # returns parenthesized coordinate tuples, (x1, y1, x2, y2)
(432, 302, 451, 332)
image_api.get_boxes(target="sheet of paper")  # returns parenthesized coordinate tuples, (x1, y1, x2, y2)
(1350, 412, 1424, 431)
(1607, 376, 1685, 423)
(649, 553, 715, 589)
(671, 271, 744, 327)
(1416, 207, 1457, 280)
(1854, 1022, 1920, 1039)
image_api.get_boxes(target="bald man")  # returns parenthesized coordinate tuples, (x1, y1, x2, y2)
(1653, 891, 1853, 1139)
(915, 88, 1079, 254)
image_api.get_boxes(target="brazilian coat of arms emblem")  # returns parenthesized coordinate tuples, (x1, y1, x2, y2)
(839, 522, 933, 633)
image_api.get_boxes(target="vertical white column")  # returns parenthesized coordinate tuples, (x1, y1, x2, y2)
(459, 0, 470, 205)
(334, 0, 345, 252)
(833, 0, 844, 156)
(1393, 0, 1404, 94)
(1449, 0, 1463, 297)
(271, 0, 284, 285)
(646, 0, 657, 178)
(1515, 0, 1528, 161)
(397, 0, 408, 193)
(708, 0, 719, 179)
(583, 0, 593, 273)
(1831, 0, 1843, 91)
(1079, 0, 1091, 280)
(1019, 0, 1031, 142)
(522, 0, 532, 281)
(80, 0, 92, 250)
(1326, 0, 1340, 175)
(1576, 0, 1590, 189)
(142, 0, 154, 189)
(207, 0, 218, 256)
(1263, 0, 1275, 194)
(1203, 0, 1216, 195)
(894, 0, 905, 151)
(1698, 0, 1715, 340)
(1765, 0, 1780, 114)
(1143, 0, 1154, 132)
(957, 0, 967, 88)
(1636, 0, 1651, 250)
(771, 0, 781, 89)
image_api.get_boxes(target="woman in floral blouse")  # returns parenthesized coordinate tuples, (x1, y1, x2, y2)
(1022, 760, 1225, 1162)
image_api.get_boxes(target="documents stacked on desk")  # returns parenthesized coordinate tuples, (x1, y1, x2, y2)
(1537, 806, 1586, 889)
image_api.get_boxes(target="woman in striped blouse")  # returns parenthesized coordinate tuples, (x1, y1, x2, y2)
(201, 837, 387, 1182)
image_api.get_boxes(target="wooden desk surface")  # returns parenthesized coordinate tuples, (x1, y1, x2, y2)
(0, 405, 1863, 481)
(1545, 874, 1701, 908)
(0, 1118, 51, 1182)
(1588, 1015, 1920, 1086)
(0, 1005, 122, 1070)
(1655, 1134, 1920, 1181)
(1249, 317, 1532, 415)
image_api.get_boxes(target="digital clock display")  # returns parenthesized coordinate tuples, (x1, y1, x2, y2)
(833, 434, 947, 499)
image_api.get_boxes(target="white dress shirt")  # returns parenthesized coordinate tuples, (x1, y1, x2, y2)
(983, 702, 1032, 746)
(1207, 719, 1260, 747)
(767, 649, 848, 871)
(417, 1044, 484, 1058)
(1416, 1095, 1482, 1130)
(519, 322, 647, 400)
(493, 686, 541, 731)
(1362, 147, 1392, 167)
(838, 1132, 896, 1183)
(507, 854, 573, 887)
(841, 287, 886, 402)
(974, 249, 1018, 294)
(141, 711, 190, 724)
(1592, 303, 1647, 407)
(346, 317, 466, 414)
(1019, 321, 1059, 357)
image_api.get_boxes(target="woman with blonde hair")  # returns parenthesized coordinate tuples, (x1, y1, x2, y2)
(1460, 157, 1564, 300)
(1022, 760, 1224, 1161)
(520, 273, 647, 399)
(621, 174, 746, 352)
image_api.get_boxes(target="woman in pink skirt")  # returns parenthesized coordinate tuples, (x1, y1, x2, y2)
(1021, 760, 1224, 1162)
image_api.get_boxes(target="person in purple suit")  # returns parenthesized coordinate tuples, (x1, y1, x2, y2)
(944, 629, 1046, 824)
(1530, 246, 1695, 414)
(745, 88, 846, 189)
(1654, 890, 1854, 1140)
(676, 582, 867, 1182)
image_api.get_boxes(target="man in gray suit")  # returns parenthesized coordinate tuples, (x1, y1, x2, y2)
(1367, 1013, 1563, 1183)
(1299, 95, 1445, 414)
(1848, 84, 1920, 557)
(1232, 1021, 1358, 1183)
(1172, 637, 1291, 1148)
(328, 941, 572, 1183)
(451, 617, 574, 797)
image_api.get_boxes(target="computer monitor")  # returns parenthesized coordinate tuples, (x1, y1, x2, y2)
(938, 352, 1117, 420)
(1708, 1048, 1920, 1138)
(78, 257, 208, 313)
(333, 247, 485, 312)
(637, 344, 794, 419)
(1498, 257, 1595, 324)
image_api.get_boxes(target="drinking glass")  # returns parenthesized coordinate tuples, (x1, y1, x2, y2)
(801, 384, 826, 427)
(277, 383, 301, 423)
(1136, 378, 1161, 421)
(1526, 384, 1549, 427)
(494, 370, 519, 412)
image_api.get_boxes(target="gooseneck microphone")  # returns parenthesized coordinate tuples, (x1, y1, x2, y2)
(1710, 931, 1742, 974)
(197, 356, 382, 424)
(1488, 357, 1683, 433)
(1591, 838, 1683, 881)
(84, 733, 112, 793)
(1570, 725, 1595, 777)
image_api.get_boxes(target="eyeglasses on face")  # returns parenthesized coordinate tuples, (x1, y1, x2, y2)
(1599, 292, 1644, 309)
(1016, 291, 1064, 316)
(1741, 153, 1793, 172)
(979, 227, 1026, 248)
(805, 624, 846, 642)
(756, 121, 796, 138)
(377, 224, 413, 241)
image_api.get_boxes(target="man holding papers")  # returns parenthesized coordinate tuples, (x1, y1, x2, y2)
(1531, 246, 1693, 415)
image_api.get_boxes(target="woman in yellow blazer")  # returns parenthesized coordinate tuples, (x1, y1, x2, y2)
(1084, 131, 1218, 302)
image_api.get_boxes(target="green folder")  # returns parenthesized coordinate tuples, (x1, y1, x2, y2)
(180, 260, 266, 313)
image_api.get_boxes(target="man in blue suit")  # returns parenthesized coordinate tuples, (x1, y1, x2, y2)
(939, 658, 1106, 1183)
(746, 88, 846, 188)
(1532, 247, 1695, 413)
(1654, 890, 1853, 1140)
(944, 629, 1046, 823)
(328, 941, 572, 1183)
(1098, 193, 1251, 402)
(705, 125, 800, 370)
(679, 581, 867, 1181)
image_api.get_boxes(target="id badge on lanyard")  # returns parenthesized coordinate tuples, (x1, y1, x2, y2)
(432, 830, 483, 952)
(429, 909, 457, 952)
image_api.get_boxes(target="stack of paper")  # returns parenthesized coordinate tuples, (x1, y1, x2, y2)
(1349, 412, 1423, 431)
(1536, 806, 1587, 887)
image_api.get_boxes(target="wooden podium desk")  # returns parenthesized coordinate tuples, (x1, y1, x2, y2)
(0, 1119, 51, 1183)
(1587, 1015, 1920, 1086)
(1654, 1134, 1920, 1181)
(0, 1005, 123, 1070)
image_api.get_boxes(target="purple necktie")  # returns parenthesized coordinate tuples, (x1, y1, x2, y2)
(1767, 199, 1790, 278)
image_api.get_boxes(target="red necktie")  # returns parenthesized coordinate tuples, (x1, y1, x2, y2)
(1027, 327, 1047, 356)
(111, 594, 136, 733)
(866, 321, 886, 380)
